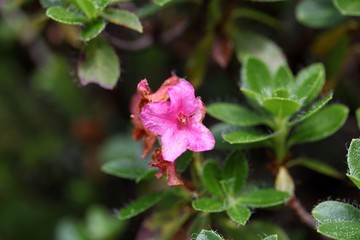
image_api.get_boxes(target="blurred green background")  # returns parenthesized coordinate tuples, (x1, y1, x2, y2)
(1, 0, 360, 239)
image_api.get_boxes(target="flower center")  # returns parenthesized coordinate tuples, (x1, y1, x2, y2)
(177, 112, 188, 125)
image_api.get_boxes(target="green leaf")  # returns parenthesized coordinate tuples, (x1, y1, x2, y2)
(201, 160, 224, 197)
(70, 0, 97, 19)
(318, 222, 360, 240)
(153, 0, 173, 7)
(240, 88, 264, 106)
(224, 129, 274, 144)
(233, 29, 286, 74)
(226, 204, 251, 225)
(262, 235, 278, 240)
(222, 220, 290, 240)
(85, 205, 126, 239)
(241, 57, 272, 97)
(289, 104, 349, 145)
(273, 65, 294, 90)
(210, 123, 243, 150)
(232, 7, 281, 29)
(347, 175, 360, 190)
(287, 157, 342, 179)
(356, 108, 360, 130)
(289, 93, 333, 126)
(55, 218, 88, 240)
(238, 189, 290, 208)
(334, 0, 360, 16)
(95, 0, 111, 12)
(100, 135, 155, 182)
(207, 103, 267, 127)
(40, 0, 63, 8)
(196, 230, 225, 240)
(293, 63, 325, 105)
(46, 6, 87, 25)
(118, 192, 166, 220)
(312, 201, 360, 223)
(175, 150, 192, 173)
(192, 198, 228, 213)
(347, 139, 360, 189)
(223, 151, 248, 194)
(275, 167, 294, 196)
(80, 19, 106, 41)
(185, 33, 213, 88)
(102, 9, 142, 32)
(188, 213, 210, 237)
(296, 0, 344, 28)
(138, 206, 191, 240)
(263, 98, 300, 118)
(78, 37, 120, 89)
(101, 160, 155, 182)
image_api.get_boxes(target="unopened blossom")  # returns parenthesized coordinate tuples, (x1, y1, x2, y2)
(130, 75, 180, 157)
(149, 148, 183, 186)
(140, 79, 215, 162)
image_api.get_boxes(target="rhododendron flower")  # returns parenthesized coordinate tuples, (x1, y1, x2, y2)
(130, 75, 180, 157)
(140, 79, 215, 162)
(149, 148, 183, 186)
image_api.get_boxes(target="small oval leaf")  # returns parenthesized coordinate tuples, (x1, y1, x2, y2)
(289, 93, 333, 126)
(317, 222, 360, 240)
(46, 6, 87, 25)
(201, 160, 224, 197)
(334, 0, 360, 16)
(296, 0, 344, 28)
(289, 104, 349, 145)
(288, 157, 342, 179)
(196, 230, 225, 240)
(102, 9, 143, 33)
(241, 57, 272, 97)
(78, 38, 120, 89)
(312, 201, 360, 223)
(347, 139, 360, 189)
(224, 130, 274, 144)
(80, 19, 106, 41)
(223, 151, 248, 194)
(118, 192, 166, 220)
(226, 204, 251, 225)
(263, 98, 300, 118)
(207, 103, 266, 127)
(238, 189, 290, 208)
(293, 63, 325, 106)
(192, 198, 228, 213)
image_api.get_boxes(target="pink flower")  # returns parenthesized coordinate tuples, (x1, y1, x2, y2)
(140, 79, 215, 162)
(130, 75, 180, 158)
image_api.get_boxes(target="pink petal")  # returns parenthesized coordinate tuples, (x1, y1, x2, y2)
(168, 80, 202, 116)
(137, 79, 151, 98)
(141, 101, 175, 136)
(186, 122, 215, 152)
(161, 129, 188, 162)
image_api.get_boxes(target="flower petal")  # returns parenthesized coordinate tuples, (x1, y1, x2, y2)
(161, 129, 188, 162)
(150, 148, 183, 186)
(186, 122, 215, 152)
(168, 79, 202, 115)
(141, 101, 175, 136)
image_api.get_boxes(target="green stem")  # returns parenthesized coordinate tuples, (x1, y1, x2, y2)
(190, 152, 204, 191)
(272, 117, 290, 164)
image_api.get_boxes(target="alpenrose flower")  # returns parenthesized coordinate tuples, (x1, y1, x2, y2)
(130, 75, 180, 158)
(140, 79, 215, 162)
